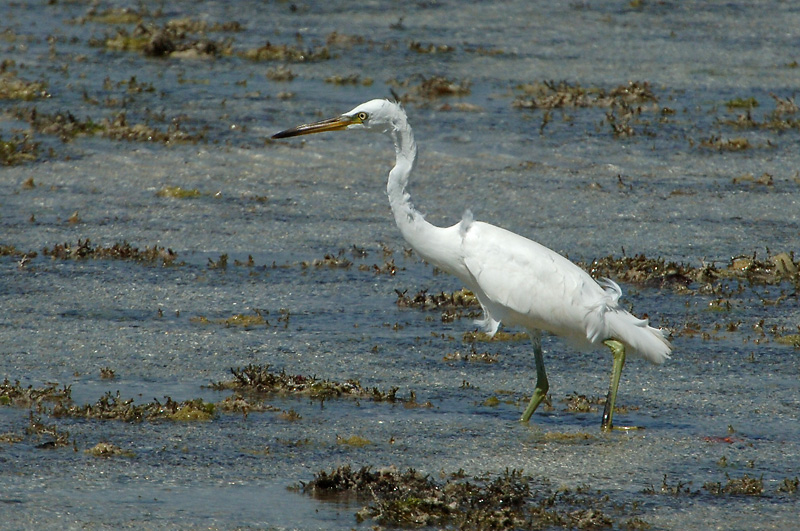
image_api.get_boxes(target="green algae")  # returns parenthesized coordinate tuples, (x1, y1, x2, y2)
(155, 185, 202, 198)
(336, 435, 372, 447)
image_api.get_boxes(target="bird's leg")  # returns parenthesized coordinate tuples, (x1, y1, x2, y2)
(601, 339, 628, 431)
(520, 330, 548, 422)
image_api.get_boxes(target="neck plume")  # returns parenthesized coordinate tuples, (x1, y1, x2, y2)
(386, 111, 417, 221)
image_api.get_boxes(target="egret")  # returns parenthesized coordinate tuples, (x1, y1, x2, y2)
(272, 99, 670, 430)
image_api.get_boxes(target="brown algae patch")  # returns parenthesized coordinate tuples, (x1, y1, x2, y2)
(582, 252, 799, 289)
(89, 20, 235, 59)
(42, 239, 179, 265)
(0, 379, 72, 408)
(190, 311, 268, 329)
(513, 80, 657, 110)
(155, 185, 202, 198)
(698, 136, 751, 151)
(396, 288, 482, 322)
(703, 474, 764, 496)
(1, 133, 39, 165)
(721, 94, 800, 131)
(26, 414, 73, 449)
(240, 41, 330, 62)
(210, 364, 415, 405)
(443, 349, 498, 363)
(512, 80, 660, 137)
(389, 75, 471, 102)
(52, 392, 215, 422)
(220, 312, 268, 328)
(10, 107, 205, 144)
(301, 252, 353, 269)
(84, 442, 135, 458)
(336, 435, 372, 447)
(0, 69, 50, 100)
(301, 465, 643, 529)
(646, 473, 796, 498)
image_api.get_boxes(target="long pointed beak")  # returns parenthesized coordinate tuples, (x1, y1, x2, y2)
(272, 115, 354, 139)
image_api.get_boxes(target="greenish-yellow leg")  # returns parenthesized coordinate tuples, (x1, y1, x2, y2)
(601, 339, 626, 431)
(520, 331, 548, 422)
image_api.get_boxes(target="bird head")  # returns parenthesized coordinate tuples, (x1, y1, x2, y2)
(272, 99, 401, 139)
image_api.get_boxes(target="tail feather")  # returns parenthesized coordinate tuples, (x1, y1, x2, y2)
(587, 278, 671, 364)
(605, 310, 671, 364)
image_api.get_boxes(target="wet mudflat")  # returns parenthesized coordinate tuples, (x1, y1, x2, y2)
(1, 1, 799, 529)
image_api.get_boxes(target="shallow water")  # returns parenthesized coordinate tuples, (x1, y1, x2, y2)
(2, 1, 799, 529)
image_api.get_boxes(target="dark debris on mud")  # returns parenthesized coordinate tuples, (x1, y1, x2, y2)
(301, 465, 645, 530)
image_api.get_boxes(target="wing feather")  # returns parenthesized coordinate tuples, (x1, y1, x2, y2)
(460, 221, 601, 346)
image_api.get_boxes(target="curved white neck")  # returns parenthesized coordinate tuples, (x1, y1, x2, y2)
(384, 116, 463, 277)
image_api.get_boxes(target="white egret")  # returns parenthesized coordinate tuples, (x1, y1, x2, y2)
(272, 99, 670, 430)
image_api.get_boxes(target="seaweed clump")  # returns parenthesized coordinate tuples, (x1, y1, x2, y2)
(1, 133, 39, 165)
(9, 107, 204, 144)
(90, 20, 235, 59)
(240, 41, 330, 62)
(0, 70, 49, 100)
(0, 379, 72, 408)
(703, 474, 764, 496)
(396, 288, 482, 322)
(583, 254, 696, 289)
(52, 392, 215, 422)
(583, 252, 799, 290)
(513, 80, 656, 110)
(390, 75, 471, 103)
(43, 239, 179, 265)
(210, 364, 409, 404)
(301, 465, 636, 529)
(84, 442, 135, 457)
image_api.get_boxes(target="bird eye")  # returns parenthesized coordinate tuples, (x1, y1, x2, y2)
(356, 112, 368, 121)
